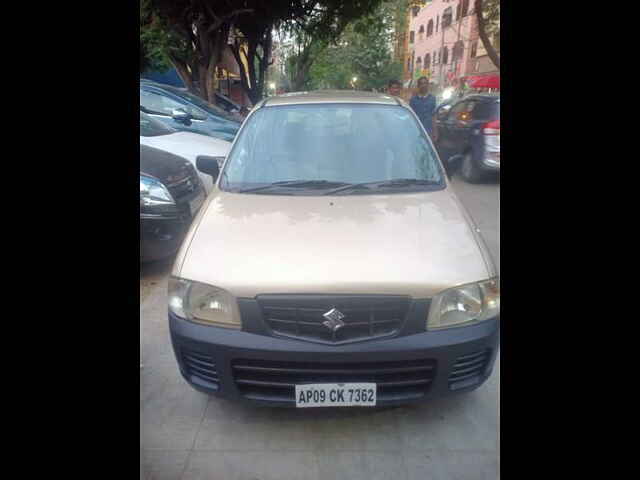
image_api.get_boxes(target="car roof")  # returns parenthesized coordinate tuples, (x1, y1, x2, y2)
(263, 90, 400, 107)
(141, 79, 178, 92)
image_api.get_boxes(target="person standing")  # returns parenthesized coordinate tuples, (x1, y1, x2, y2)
(387, 79, 402, 98)
(409, 77, 438, 140)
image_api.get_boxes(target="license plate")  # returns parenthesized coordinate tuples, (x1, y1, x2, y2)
(295, 383, 376, 407)
(189, 192, 204, 216)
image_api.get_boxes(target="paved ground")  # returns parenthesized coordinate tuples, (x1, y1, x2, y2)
(140, 175, 500, 480)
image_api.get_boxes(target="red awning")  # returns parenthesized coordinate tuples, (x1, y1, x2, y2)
(467, 75, 500, 89)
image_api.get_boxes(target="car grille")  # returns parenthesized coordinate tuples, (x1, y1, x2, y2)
(232, 358, 437, 404)
(257, 295, 410, 345)
(448, 349, 491, 391)
(181, 348, 220, 391)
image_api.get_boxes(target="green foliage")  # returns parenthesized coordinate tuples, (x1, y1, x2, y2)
(483, 0, 500, 50)
(139, 0, 178, 73)
(283, 0, 385, 90)
(307, 0, 404, 91)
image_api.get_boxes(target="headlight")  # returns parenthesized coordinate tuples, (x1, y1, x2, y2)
(427, 278, 500, 330)
(140, 175, 175, 207)
(168, 277, 241, 329)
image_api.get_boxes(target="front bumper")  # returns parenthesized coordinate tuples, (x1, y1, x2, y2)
(169, 311, 500, 407)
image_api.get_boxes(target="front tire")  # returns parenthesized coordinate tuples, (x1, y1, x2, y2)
(460, 151, 484, 184)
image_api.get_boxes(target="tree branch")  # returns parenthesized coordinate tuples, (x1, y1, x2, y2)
(206, 9, 254, 34)
(474, 0, 500, 70)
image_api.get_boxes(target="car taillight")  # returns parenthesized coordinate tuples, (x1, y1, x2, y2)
(482, 119, 500, 135)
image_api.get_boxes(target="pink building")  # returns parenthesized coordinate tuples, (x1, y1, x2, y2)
(406, 0, 497, 90)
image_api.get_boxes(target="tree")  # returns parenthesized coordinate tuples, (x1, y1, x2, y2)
(141, 0, 254, 103)
(474, 0, 500, 70)
(140, 1, 176, 74)
(142, 1, 385, 105)
(306, 0, 404, 91)
(283, 0, 385, 91)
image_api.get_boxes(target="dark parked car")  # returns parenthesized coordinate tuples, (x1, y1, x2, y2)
(140, 144, 205, 262)
(140, 80, 241, 142)
(434, 94, 500, 183)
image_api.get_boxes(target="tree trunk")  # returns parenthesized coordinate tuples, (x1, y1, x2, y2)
(229, 43, 251, 103)
(246, 40, 260, 104)
(169, 56, 196, 94)
(292, 53, 312, 91)
(474, 0, 500, 70)
(198, 59, 209, 101)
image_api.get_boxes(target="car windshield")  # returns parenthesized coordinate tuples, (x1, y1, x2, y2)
(139, 111, 175, 137)
(220, 104, 444, 194)
(167, 87, 240, 123)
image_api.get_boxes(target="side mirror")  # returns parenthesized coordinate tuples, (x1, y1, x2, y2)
(445, 154, 464, 179)
(196, 156, 223, 180)
(172, 108, 191, 124)
(436, 106, 451, 120)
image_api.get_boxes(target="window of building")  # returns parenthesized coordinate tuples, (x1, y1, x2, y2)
(425, 53, 431, 69)
(452, 40, 464, 62)
(436, 15, 439, 32)
(462, 0, 469, 17)
(442, 46, 449, 65)
(456, 4, 461, 21)
(409, 31, 415, 43)
(442, 7, 453, 28)
(470, 41, 478, 58)
(418, 25, 424, 42)
(427, 19, 434, 36)
(412, 6, 420, 17)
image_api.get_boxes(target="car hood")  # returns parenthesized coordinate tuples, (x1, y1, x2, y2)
(139, 144, 193, 183)
(176, 189, 494, 299)
(139, 132, 231, 163)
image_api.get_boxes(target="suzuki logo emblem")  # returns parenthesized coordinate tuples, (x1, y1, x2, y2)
(322, 308, 345, 332)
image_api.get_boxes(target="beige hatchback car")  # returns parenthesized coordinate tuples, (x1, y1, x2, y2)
(168, 91, 499, 408)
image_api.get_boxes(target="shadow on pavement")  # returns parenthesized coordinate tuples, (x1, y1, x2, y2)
(140, 256, 174, 280)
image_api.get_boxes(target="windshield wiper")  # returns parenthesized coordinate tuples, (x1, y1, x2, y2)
(324, 178, 440, 195)
(237, 180, 349, 193)
(373, 178, 442, 187)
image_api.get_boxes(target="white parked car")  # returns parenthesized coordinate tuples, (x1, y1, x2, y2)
(140, 112, 231, 193)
